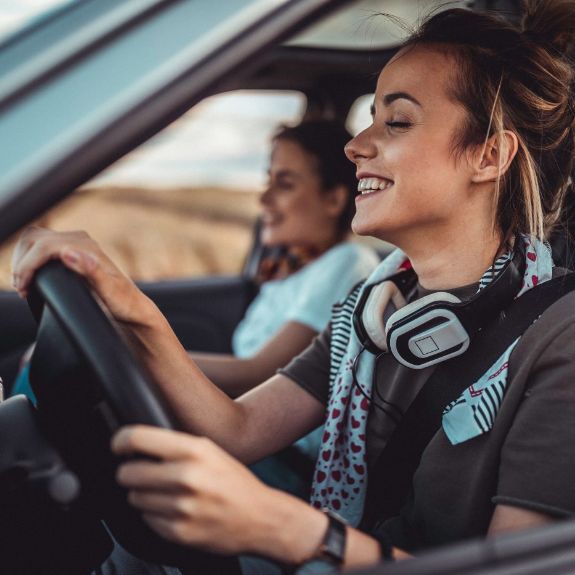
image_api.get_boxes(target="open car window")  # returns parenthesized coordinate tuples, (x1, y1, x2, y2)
(0, 89, 306, 288)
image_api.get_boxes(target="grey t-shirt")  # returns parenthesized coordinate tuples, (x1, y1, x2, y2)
(280, 280, 575, 552)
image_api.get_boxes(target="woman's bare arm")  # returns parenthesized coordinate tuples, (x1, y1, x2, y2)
(190, 321, 317, 397)
(488, 504, 555, 536)
(129, 310, 324, 462)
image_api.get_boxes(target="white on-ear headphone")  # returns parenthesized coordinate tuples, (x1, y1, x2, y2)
(359, 280, 407, 351)
(353, 244, 525, 369)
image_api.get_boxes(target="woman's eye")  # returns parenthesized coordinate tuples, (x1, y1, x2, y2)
(385, 121, 412, 130)
(277, 180, 295, 190)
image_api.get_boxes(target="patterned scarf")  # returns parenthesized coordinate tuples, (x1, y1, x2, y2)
(309, 235, 553, 527)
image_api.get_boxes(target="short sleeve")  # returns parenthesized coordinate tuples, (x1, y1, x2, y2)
(286, 243, 378, 332)
(279, 325, 332, 406)
(494, 319, 575, 517)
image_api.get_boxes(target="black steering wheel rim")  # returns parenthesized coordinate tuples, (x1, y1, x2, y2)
(26, 261, 241, 573)
(29, 260, 175, 428)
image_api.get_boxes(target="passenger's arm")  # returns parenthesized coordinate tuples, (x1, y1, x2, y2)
(11, 227, 324, 462)
(190, 321, 317, 397)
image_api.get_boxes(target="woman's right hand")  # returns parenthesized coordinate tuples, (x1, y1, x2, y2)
(11, 227, 155, 327)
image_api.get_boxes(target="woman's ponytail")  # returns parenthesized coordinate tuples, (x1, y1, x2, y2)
(403, 1, 575, 244)
(522, 0, 575, 57)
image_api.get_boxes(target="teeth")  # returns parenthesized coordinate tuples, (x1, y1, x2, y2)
(357, 177, 393, 194)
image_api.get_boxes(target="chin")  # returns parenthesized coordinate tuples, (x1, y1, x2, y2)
(351, 216, 382, 239)
(261, 234, 285, 247)
(354, 211, 411, 241)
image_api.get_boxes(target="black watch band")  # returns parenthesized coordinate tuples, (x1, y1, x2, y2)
(377, 530, 395, 562)
(315, 509, 347, 565)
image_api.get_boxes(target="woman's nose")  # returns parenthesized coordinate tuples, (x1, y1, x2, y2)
(345, 129, 375, 165)
(260, 186, 273, 205)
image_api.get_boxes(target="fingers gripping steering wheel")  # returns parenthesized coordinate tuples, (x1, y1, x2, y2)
(27, 261, 240, 574)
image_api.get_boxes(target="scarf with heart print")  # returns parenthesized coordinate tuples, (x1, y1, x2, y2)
(309, 235, 553, 527)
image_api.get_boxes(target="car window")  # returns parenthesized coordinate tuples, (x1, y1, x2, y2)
(288, 0, 470, 50)
(347, 93, 374, 135)
(0, 90, 305, 288)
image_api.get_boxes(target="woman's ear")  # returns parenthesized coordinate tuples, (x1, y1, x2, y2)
(323, 184, 349, 218)
(471, 130, 519, 183)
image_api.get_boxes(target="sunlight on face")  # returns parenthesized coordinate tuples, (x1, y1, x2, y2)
(345, 46, 479, 248)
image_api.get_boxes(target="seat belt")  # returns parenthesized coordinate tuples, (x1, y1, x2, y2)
(426, 271, 575, 418)
(362, 272, 575, 528)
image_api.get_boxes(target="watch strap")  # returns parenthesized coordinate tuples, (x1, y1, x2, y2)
(316, 509, 347, 565)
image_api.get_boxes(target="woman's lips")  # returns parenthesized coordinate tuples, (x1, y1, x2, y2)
(261, 212, 282, 225)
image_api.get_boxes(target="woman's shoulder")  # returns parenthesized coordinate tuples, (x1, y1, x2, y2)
(280, 242, 378, 306)
(510, 286, 575, 379)
(315, 241, 380, 271)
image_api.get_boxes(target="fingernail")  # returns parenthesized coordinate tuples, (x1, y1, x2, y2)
(63, 250, 80, 265)
(84, 252, 98, 270)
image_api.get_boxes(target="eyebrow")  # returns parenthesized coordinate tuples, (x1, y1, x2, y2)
(268, 169, 299, 179)
(370, 91, 423, 116)
(384, 91, 422, 107)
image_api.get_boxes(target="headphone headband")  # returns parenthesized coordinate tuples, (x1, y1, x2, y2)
(354, 242, 526, 369)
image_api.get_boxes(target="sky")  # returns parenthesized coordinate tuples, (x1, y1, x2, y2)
(0, 0, 372, 190)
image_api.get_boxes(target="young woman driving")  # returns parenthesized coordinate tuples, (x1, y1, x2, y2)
(11, 0, 575, 571)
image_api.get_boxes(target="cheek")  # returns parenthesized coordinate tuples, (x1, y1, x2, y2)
(283, 193, 324, 222)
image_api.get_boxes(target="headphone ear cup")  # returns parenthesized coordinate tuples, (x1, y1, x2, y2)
(361, 282, 407, 351)
(385, 291, 462, 334)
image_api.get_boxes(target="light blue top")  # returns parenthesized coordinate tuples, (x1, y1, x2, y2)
(232, 241, 380, 459)
(232, 242, 380, 358)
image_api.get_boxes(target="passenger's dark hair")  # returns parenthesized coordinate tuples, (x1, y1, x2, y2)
(273, 120, 356, 236)
(402, 0, 575, 246)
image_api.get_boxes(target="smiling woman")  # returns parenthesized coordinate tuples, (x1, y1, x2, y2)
(348, 46, 500, 282)
(9, 1, 575, 574)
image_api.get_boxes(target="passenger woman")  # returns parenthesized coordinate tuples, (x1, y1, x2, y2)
(12, 0, 575, 571)
(191, 121, 377, 403)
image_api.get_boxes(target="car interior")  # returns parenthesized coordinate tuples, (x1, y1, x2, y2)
(1, 0, 575, 573)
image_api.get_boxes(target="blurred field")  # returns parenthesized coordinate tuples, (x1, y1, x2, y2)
(0, 186, 261, 290)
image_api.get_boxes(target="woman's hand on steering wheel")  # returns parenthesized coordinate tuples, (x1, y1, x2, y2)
(12, 227, 154, 327)
(112, 425, 328, 562)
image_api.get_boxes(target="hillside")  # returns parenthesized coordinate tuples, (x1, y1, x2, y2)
(0, 186, 261, 290)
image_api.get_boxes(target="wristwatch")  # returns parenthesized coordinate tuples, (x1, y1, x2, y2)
(314, 509, 348, 565)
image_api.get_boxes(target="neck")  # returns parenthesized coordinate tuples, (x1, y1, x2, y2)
(397, 226, 503, 291)
(289, 231, 344, 255)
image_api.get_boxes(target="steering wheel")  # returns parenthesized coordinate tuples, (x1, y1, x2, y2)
(26, 261, 240, 574)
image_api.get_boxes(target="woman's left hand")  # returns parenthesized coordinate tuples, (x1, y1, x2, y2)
(111, 425, 307, 557)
